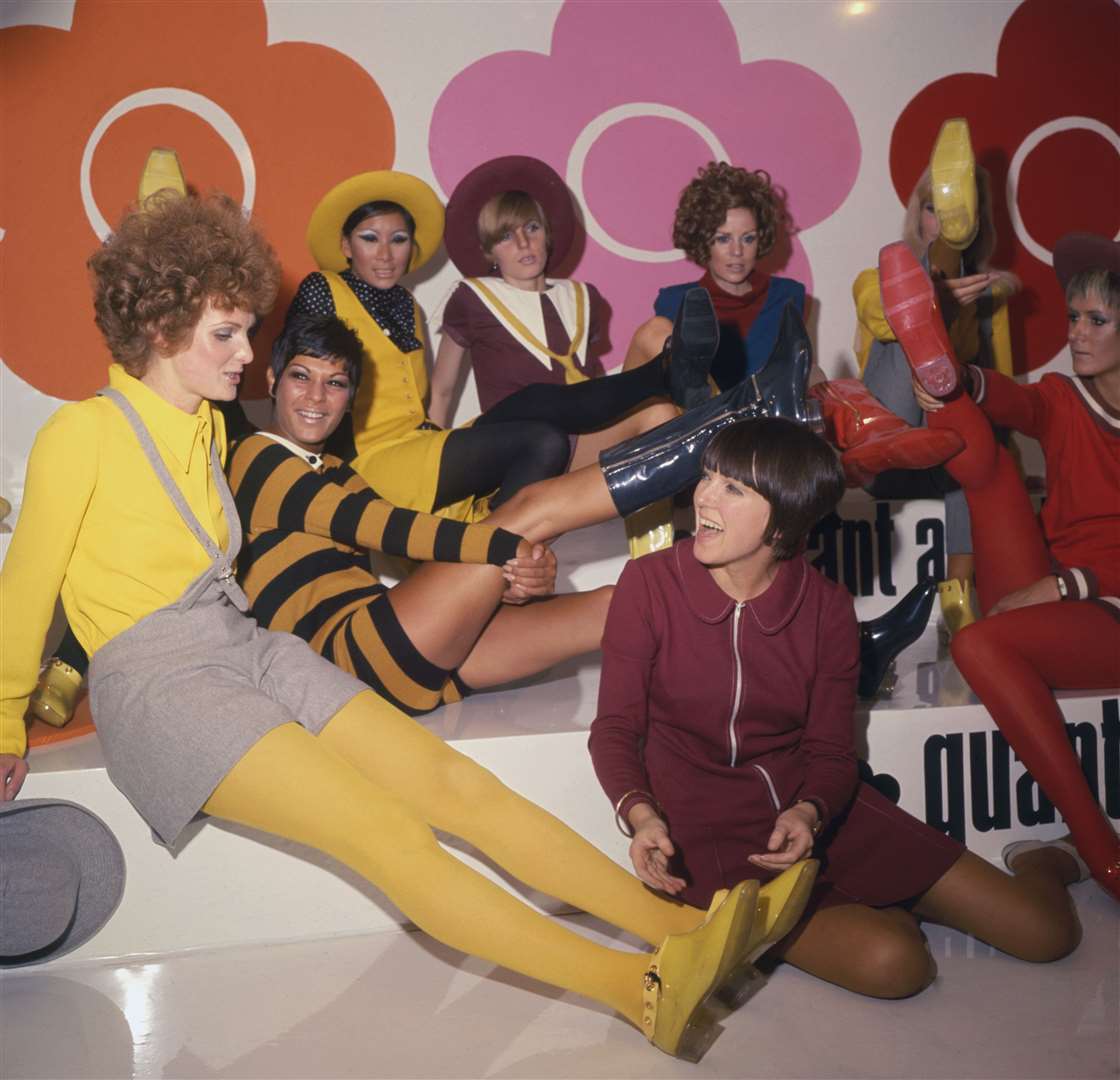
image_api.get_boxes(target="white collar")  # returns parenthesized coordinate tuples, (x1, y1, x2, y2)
(260, 431, 328, 471)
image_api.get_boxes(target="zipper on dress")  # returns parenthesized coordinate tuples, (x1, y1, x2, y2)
(751, 763, 782, 813)
(727, 602, 745, 766)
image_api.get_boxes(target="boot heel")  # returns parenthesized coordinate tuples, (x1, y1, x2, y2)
(858, 579, 938, 698)
(711, 960, 766, 1012)
(672, 1004, 723, 1064)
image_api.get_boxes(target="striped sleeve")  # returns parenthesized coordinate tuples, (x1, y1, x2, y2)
(228, 436, 522, 565)
(1056, 566, 1100, 602)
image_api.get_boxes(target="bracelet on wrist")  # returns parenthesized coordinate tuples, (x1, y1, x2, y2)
(613, 789, 662, 838)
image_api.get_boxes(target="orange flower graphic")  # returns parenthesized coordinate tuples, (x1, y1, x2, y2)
(0, 0, 395, 400)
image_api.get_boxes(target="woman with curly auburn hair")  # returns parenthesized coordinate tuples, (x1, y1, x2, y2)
(624, 162, 966, 497)
(624, 162, 801, 391)
(89, 190, 280, 373)
(0, 190, 786, 1062)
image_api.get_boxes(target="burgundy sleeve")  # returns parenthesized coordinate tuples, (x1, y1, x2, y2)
(439, 282, 474, 349)
(972, 366, 1048, 439)
(796, 583, 860, 826)
(588, 560, 659, 820)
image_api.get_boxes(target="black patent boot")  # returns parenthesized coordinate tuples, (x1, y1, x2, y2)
(745, 301, 824, 431)
(857, 579, 938, 699)
(599, 301, 819, 517)
(654, 287, 720, 410)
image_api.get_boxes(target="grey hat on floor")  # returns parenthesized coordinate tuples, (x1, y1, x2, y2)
(0, 799, 125, 966)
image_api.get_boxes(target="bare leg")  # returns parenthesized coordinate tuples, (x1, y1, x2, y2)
(771, 903, 936, 998)
(913, 850, 1081, 962)
(570, 401, 679, 471)
(488, 464, 621, 544)
(456, 587, 613, 689)
(385, 560, 509, 672)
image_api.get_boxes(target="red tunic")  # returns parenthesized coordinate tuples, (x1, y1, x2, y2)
(975, 370, 1120, 600)
(590, 539, 963, 908)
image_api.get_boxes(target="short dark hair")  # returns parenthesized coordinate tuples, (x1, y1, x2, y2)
(271, 313, 365, 393)
(702, 417, 844, 560)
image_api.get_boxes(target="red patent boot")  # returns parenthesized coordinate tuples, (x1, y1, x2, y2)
(878, 242, 961, 399)
(809, 378, 963, 487)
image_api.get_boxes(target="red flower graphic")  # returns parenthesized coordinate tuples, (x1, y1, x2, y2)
(889, 0, 1119, 375)
(0, 0, 395, 400)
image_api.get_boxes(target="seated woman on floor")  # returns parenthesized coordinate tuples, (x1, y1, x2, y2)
(591, 417, 1082, 997)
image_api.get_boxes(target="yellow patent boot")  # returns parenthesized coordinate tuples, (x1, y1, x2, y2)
(642, 879, 758, 1061)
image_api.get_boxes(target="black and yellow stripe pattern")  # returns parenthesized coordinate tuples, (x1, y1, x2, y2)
(227, 435, 520, 713)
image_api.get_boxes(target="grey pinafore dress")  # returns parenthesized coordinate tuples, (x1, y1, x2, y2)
(87, 390, 365, 846)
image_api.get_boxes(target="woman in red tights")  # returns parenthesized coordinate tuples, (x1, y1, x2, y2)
(879, 232, 1120, 900)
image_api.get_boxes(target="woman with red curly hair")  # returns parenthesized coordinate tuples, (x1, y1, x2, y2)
(0, 190, 792, 1061)
(624, 162, 963, 501)
(626, 162, 802, 390)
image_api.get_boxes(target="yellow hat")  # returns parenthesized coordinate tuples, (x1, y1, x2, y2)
(306, 170, 445, 274)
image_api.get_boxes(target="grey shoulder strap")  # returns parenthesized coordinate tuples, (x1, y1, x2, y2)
(98, 387, 241, 572)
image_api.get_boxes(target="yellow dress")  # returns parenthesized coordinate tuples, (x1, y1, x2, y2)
(325, 271, 485, 523)
(0, 366, 228, 757)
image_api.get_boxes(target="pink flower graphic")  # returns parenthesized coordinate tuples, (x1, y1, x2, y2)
(430, 0, 859, 368)
(889, 0, 1119, 375)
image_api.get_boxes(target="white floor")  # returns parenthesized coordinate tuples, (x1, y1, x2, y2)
(2, 886, 1117, 1080)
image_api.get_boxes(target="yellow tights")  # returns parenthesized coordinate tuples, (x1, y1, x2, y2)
(203, 692, 704, 1026)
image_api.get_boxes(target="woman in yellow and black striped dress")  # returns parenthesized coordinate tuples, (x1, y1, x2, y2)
(229, 314, 613, 716)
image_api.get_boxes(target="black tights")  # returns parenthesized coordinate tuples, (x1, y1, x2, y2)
(433, 356, 671, 511)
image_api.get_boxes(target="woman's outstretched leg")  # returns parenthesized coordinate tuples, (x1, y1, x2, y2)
(434, 421, 571, 511)
(475, 362, 674, 433)
(318, 693, 707, 945)
(951, 606, 1120, 897)
(914, 850, 1082, 961)
(203, 720, 649, 1024)
(925, 391, 1050, 610)
(454, 587, 614, 690)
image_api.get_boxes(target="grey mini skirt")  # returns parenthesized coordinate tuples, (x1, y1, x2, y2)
(88, 578, 365, 847)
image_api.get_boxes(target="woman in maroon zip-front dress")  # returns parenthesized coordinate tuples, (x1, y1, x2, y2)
(591, 417, 1083, 997)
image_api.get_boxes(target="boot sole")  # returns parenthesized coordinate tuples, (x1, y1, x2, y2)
(879, 248, 959, 398)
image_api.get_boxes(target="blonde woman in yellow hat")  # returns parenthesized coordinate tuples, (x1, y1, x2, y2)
(295, 170, 713, 525)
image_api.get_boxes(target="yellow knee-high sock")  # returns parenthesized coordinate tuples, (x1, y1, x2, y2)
(320, 694, 704, 945)
(204, 723, 648, 1024)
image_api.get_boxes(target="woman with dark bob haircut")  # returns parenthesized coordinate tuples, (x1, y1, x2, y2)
(0, 190, 805, 1063)
(591, 416, 1083, 998)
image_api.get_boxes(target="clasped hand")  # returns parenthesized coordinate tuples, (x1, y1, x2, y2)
(501, 542, 556, 604)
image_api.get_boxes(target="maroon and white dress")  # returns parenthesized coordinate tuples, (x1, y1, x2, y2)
(439, 277, 605, 412)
